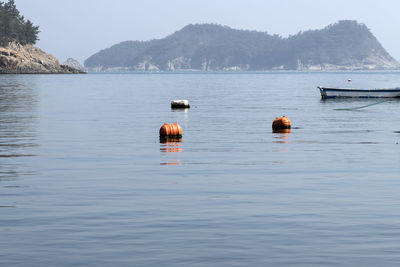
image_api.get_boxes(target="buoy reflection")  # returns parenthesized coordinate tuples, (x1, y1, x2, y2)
(160, 137, 183, 153)
(273, 128, 291, 144)
(160, 137, 182, 165)
(171, 108, 189, 113)
(160, 162, 181, 166)
(273, 128, 291, 134)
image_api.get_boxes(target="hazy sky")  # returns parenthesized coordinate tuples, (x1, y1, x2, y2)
(14, 0, 400, 64)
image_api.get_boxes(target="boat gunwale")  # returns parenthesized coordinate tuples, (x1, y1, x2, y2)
(318, 86, 400, 93)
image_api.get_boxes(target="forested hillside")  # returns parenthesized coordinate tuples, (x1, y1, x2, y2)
(0, 0, 39, 46)
(85, 20, 399, 71)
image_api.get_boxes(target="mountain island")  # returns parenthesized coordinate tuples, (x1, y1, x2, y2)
(85, 20, 399, 72)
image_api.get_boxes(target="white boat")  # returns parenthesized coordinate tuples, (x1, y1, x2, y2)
(318, 86, 400, 99)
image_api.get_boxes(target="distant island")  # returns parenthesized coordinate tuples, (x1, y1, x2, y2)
(0, 0, 83, 74)
(85, 20, 399, 72)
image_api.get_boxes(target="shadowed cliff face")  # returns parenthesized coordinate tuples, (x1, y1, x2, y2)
(0, 43, 84, 74)
(85, 20, 400, 71)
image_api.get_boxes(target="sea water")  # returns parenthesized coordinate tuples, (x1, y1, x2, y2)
(1, 72, 400, 266)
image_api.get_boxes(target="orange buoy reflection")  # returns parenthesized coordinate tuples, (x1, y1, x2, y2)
(273, 128, 291, 134)
(273, 128, 291, 144)
(160, 162, 181, 166)
(160, 137, 183, 153)
(160, 137, 182, 165)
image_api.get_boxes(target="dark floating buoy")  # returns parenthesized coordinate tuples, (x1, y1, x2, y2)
(272, 116, 291, 129)
(171, 100, 190, 109)
(159, 123, 183, 137)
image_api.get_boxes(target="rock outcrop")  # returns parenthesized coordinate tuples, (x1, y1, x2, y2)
(0, 43, 84, 74)
(62, 58, 85, 72)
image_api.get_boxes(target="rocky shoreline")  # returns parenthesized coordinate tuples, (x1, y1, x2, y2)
(0, 43, 85, 74)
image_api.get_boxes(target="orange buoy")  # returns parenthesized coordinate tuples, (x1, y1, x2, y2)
(272, 116, 291, 129)
(159, 123, 182, 137)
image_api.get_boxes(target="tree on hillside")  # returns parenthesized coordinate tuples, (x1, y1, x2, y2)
(0, 0, 39, 46)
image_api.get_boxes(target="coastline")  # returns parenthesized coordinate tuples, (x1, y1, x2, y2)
(0, 43, 85, 74)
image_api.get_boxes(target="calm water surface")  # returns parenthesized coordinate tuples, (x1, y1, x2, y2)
(1, 72, 400, 266)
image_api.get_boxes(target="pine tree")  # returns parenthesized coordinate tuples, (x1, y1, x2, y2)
(23, 20, 39, 45)
(0, 0, 39, 46)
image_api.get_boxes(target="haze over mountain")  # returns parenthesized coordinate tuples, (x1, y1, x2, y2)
(85, 20, 399, 71)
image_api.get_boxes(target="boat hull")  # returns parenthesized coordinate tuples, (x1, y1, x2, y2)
(318, 86, 400, 99)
